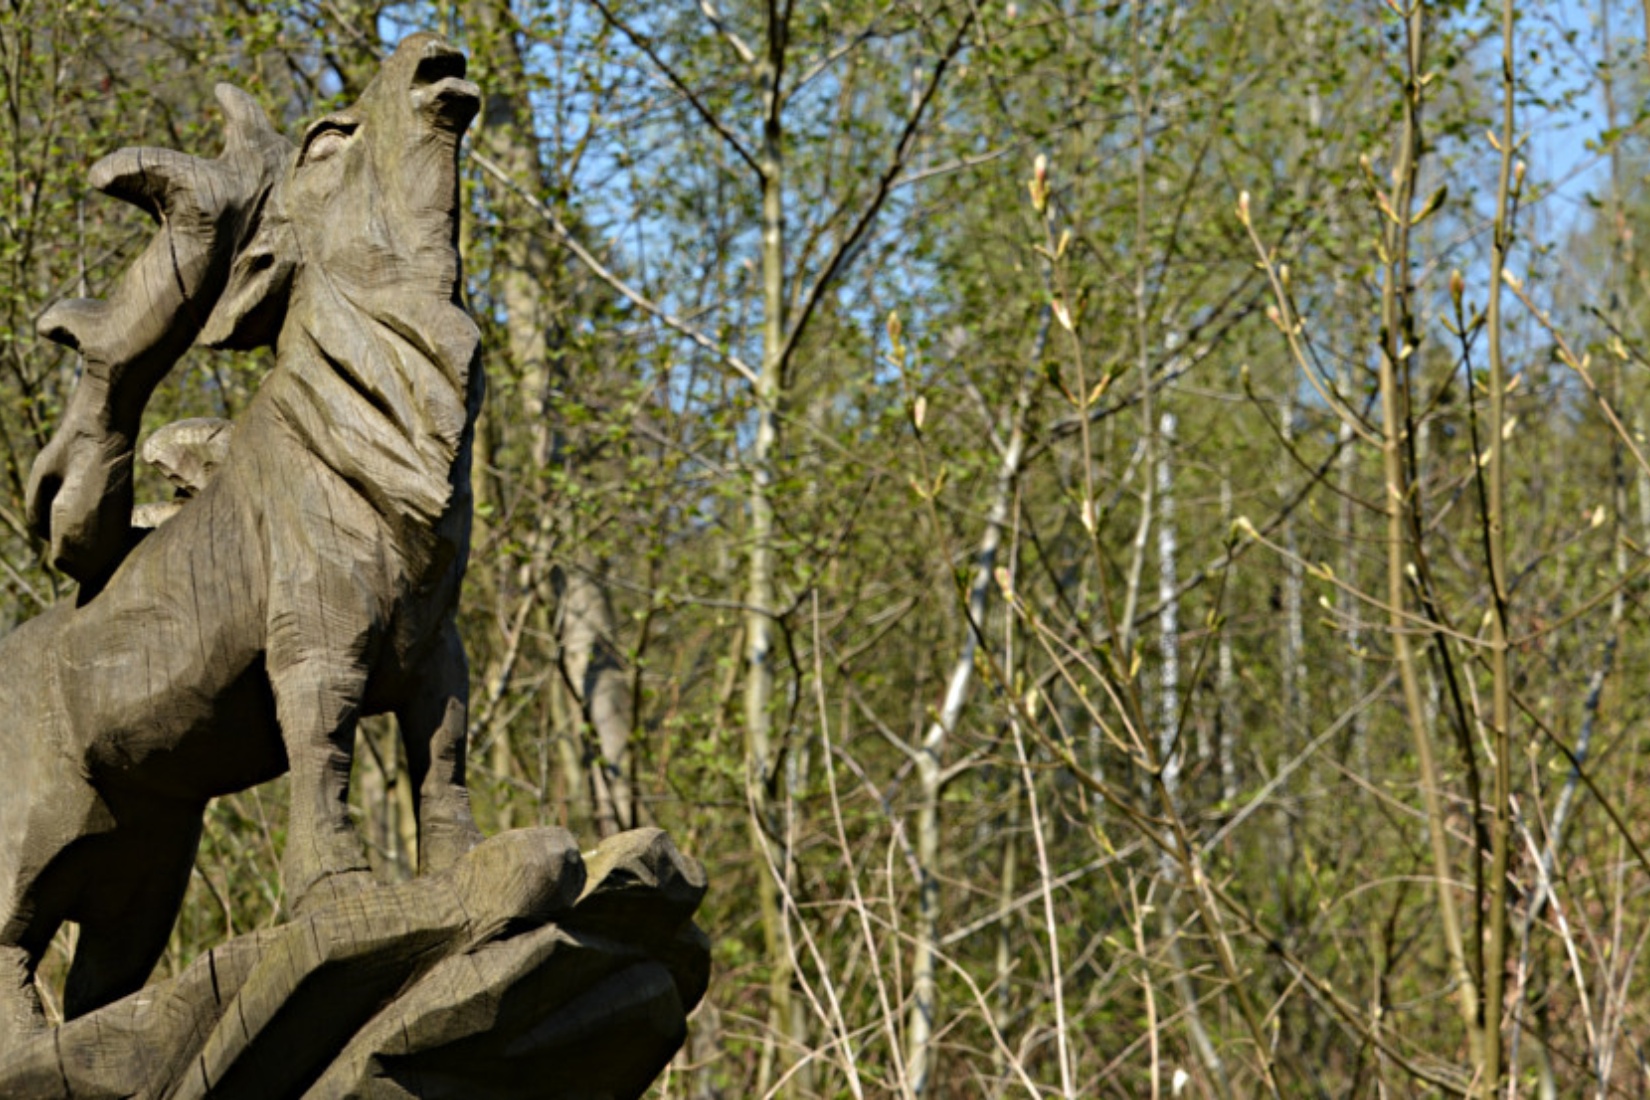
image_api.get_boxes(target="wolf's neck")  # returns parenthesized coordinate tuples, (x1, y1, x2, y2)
(265, 275, 480, 526)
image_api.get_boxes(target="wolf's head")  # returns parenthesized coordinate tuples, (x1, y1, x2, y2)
(29, 34, 480, 584)
(200, 32, 480, 349)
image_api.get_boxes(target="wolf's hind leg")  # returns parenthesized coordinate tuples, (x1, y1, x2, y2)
(61, 808, 201, 1020)
(397, 619, 482, 875)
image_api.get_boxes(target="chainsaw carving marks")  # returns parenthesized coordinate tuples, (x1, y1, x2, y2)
(0, 32, 487, 1042)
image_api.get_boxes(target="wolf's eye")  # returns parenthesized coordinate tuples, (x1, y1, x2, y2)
(300, 120, 357, 166)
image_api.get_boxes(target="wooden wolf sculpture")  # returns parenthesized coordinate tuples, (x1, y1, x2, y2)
(0, 33, 485, 1045)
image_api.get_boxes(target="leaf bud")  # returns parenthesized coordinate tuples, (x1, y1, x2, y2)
(1029, 154, 1050, 213)
(1052, 298, 1073, 332)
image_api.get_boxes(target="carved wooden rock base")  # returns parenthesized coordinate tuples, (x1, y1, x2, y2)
(0, 827, 709, 1099)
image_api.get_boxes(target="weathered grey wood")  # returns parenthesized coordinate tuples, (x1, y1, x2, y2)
(142, 417, 235, 497)
(0, 33, 707, 1097)
(0, 828, 708, 1099)
(0, 31, 487, 1041)
(132, 418, 234, 528)
(25, 85, 289, 585)
(306, 827, 709, 1099)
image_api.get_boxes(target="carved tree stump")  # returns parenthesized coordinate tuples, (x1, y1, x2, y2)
(0, 828, 709, 1099)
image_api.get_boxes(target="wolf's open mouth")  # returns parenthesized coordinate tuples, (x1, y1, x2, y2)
(413, 48, 467, 87)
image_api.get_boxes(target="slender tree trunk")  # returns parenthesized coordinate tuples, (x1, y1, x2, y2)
(1377, 1, 1483, 1077)
(748, 11, 794, 1091)
(1154, 410, 1230, 1096)
(909, 383, 1028, 1096)
(560, 566, 637, 835)
(475, 0, 634, 838)
(1275, 388, 1305, 933)
(1279, 391, 1307, 729)
(1483, 0, 1517, 1088)
(1156, 410, 1181, 797)
(1336, 353, 1365, 771)
(990, 787, 1020, 1100)
(1218, 466, 1237, 805)
(545, 620, 590, 828)
(910, 750, 941, 1096)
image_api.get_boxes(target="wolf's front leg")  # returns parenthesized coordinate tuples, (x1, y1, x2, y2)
(267, 595, 378, 916)
(397, 619, 483, 875)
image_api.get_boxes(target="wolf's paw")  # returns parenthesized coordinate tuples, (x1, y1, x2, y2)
(418, 814, 484, 876)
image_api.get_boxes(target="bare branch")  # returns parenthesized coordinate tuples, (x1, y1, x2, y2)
(469, 149, 760, 387)
(776, 12, 974, 382)
(584, 0, 762, 178)
(698, 0, 756, 65)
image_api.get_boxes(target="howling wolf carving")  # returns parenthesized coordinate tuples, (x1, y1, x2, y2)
(0, 33, 486, 1044)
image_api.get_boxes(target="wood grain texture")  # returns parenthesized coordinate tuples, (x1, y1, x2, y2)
(0, 31, 710, 1097)
(0, 30, 582, 1077)
(0, 827, 709, 1099)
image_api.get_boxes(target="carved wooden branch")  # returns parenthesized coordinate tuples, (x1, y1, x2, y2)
(27, 86, 290, 585)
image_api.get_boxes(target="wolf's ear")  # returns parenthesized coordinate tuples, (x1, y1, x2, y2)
(199, 219, 295, 351)
(198, 84, 295, 351)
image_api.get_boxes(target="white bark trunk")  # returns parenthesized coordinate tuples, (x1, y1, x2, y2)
(1218, 468, 1237, 804)
(561, 568, 636, 835)
(1280, 390, 1306, 727)
(1155, 410, 1180, 797)
(909, 399, 1027, 1097)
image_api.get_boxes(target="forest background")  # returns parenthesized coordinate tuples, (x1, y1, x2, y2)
(3, 0, 1649, 1095)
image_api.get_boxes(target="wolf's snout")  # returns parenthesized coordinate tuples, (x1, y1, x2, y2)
(412, 43, 467, 87)
(407, 39, 478, 127)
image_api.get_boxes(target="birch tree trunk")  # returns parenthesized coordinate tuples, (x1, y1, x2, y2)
(1279, 389, 1307, 732)
(473, 2, 635, 837)
(908, 386, 1028, 1096)
(1336, 352, 1365, 771)
(1218, 467, 1237, 805)
(1155, 409, 1231, 1096)
(559, 567, 636, 835)
(747, 11, 793, 1091)
(1155, 410, 1180, 797)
